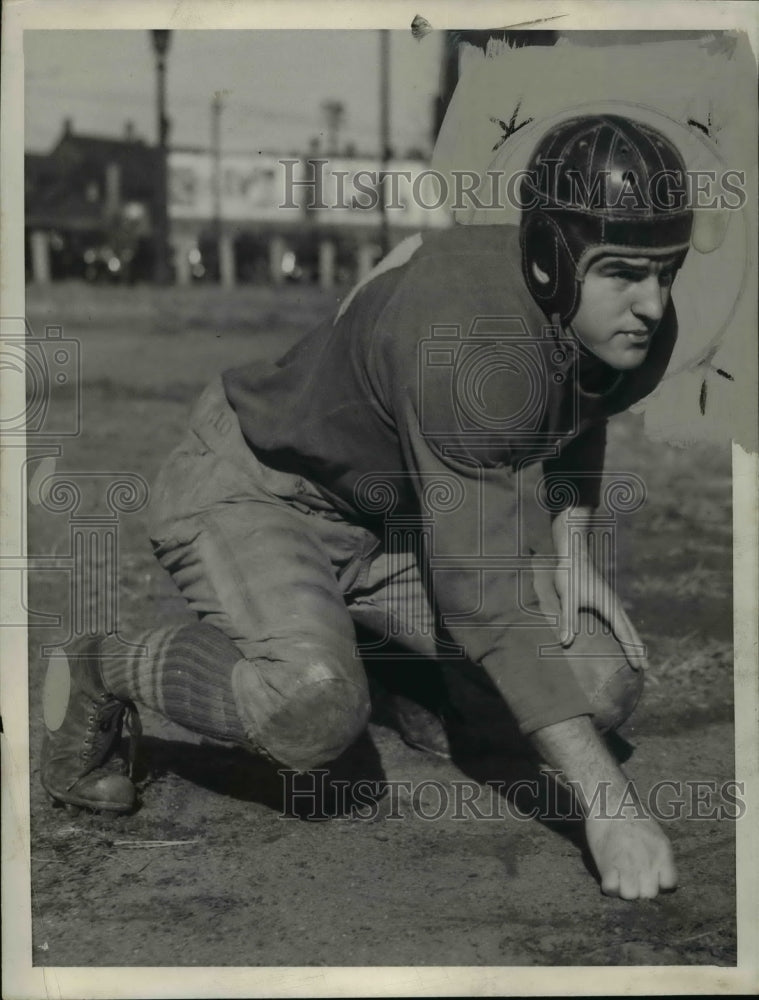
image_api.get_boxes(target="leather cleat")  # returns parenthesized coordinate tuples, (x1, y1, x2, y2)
(40, 638, 140, 813)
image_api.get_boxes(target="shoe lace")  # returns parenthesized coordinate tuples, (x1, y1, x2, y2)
(124, 704, 142, 780)
(81, 693, 141, 779)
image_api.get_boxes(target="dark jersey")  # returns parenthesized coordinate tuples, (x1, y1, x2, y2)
(223, 224, 677, 733)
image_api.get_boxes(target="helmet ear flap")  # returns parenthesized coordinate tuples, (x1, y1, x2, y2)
(522, 213, 560, 302)
(521, 212, 579, 323)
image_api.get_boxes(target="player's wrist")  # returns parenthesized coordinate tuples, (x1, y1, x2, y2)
(576, 775, 646, 822)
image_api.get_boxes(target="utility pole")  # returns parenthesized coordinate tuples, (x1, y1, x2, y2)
(150, 30, 172, 285)
(379, 29, 391, 257)
(211, 92, 223, 282)
(321, 99, 345, 156)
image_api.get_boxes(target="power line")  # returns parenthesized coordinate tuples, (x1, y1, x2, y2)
(26, 82, 324, 124)
(25, 85, 429, 144)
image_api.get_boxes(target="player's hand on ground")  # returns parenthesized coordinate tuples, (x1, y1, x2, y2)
(584, 811, 678, 899)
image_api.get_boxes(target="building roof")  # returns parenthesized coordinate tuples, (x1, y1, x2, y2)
(26, 122, 159, 230)
(49, 128, 158, 201)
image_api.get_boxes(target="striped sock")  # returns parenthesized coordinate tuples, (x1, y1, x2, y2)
(98, 623, 248, 746)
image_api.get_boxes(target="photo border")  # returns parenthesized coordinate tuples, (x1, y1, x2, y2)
(2, 2, 757, 996)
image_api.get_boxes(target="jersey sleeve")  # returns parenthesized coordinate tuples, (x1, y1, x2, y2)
(541, 419, 608, 513)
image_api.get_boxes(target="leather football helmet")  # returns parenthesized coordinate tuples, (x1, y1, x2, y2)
(519, 114, 693, 324)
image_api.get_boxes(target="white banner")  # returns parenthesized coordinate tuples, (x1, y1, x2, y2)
(169, 150, 450, 229)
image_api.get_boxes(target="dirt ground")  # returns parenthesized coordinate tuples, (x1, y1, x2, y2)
(25, 283, 736, 968)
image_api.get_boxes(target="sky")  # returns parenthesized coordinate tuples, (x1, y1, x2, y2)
(24, 30, 444, 157)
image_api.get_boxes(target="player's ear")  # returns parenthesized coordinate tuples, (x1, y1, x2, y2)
(531, 260, 551, 285)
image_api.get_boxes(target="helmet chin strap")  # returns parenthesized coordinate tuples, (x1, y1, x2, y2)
(550, 308, 594, 360)
(556, 314, 624, 397)
(566, 324, 596, 361)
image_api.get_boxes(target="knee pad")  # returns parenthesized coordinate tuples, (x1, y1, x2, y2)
(556, 609, 644, 732)
(231, 648, 371, 771)
(530, 570, 645, 731)
(567, 655, 644, 732)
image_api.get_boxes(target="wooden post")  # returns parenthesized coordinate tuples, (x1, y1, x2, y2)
(30, 231, 51, 284)
(269, 235, 286, 285)
(319, 239, 336, 289)
(219, 233, 235, 288)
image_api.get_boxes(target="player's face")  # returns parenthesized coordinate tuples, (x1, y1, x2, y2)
(570, 254, 679, 370)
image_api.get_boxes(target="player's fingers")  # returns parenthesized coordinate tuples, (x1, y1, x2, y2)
(658, 853, 679, 892)
(638, 869, 660, 900)
(600, 866, 621, 897)
(620, 608, 646, 662)
(617, 867, 641, 900)
(612, 602, 646, 670)
(558, 585, 574, 647)
(570, 565, 582, 640)
(561, 601, 579, 647)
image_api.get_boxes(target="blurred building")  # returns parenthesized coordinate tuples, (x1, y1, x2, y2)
(25, 119, 157, 283)
(25, 120, 451, 287)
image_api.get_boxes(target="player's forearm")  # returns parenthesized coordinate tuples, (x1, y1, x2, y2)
(529, 714, 632, 816)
